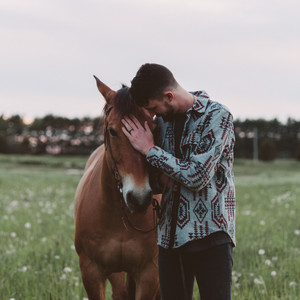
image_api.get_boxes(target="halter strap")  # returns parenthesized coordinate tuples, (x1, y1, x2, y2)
(104, 106, 123, 194)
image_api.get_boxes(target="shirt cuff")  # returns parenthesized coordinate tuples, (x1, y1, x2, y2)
(145, 146, 166, 169)
(146, 146, 158, 159)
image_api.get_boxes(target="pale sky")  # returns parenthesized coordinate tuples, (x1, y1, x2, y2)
(1, 0, 299, 122)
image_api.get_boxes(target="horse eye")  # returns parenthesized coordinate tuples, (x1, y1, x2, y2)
(109, 128, 118, 137)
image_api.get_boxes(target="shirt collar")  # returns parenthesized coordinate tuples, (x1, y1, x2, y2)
(186, 91, 209, 115)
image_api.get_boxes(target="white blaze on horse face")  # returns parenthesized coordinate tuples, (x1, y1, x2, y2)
(122, 175, 152, 213)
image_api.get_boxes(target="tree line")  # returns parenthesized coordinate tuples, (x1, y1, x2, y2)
(0, 114, 300, 161)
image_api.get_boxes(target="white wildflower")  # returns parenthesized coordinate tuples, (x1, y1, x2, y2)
(41, 237, 47, 242)
(265, 259, 271, 266)
(63, 267, 72, 273)
(55, 256, 60, 259)
(258, 249, 265, 255)
(21, 266, 28, 272)
(271, 271, 277, 276)
(294, 229, 300, 236)
(254, 278, 264, 285)
(10, 200, 19, 208)
(24, 222, 31, 229)
(60, 274, 66, 280)
(289, 281, 297, 287)
(10, 232, 17, 238)
(259, 220, 265, 226)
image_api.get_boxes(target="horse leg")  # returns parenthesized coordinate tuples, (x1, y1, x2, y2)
(134, 263, 160, 300)
(108, 272, 130, 300)
(127, 274, 136, 300)
(79, 255, 106, 300)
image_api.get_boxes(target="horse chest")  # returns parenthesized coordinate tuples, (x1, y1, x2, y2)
(88, 237, 147, 273)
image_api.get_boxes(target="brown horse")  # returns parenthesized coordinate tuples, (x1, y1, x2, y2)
(74, 77, 160, 300)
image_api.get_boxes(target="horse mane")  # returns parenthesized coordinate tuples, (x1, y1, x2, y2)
(104, 85, 140, 118)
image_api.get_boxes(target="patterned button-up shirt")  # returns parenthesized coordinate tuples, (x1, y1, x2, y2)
(146, 91, 236, 249)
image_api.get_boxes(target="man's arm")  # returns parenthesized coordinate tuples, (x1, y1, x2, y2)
(145, 107, 234, 191)
(122, 107, 234, 192)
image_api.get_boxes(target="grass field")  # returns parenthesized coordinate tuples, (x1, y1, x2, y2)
(0, 154, 299, 299)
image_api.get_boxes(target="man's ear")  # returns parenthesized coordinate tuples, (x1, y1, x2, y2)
(163, 90, 174, 103)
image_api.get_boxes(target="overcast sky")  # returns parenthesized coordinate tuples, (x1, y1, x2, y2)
(1, 0, 299, 122)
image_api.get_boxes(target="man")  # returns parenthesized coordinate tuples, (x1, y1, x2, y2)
(121, 63, 236, 300)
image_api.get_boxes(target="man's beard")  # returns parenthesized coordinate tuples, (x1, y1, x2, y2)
(157, 102, 176, 122)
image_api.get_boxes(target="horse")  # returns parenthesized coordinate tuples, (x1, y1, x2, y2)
(74, 77, 160, 300)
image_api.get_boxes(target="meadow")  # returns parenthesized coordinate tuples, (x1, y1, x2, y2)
(0, 154, 299, 300)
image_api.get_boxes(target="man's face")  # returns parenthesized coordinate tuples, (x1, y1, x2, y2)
(144, 98, 175, 122)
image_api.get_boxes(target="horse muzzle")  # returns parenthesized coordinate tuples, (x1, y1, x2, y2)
(124, 189, 153, 214)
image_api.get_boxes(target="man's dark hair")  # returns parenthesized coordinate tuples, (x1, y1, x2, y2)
(129, 63, 177, 107)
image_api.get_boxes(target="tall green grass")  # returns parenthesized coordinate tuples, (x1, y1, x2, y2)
(0, 155, 299, 299)
(231, 160, 300, 300)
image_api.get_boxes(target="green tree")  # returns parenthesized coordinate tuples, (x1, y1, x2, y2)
(0, 134, 7, 153)
(7, 115, 24, 135)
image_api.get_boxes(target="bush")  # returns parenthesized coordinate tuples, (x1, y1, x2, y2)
(0, 135, 7, 153)
(258, 138, 277, 161)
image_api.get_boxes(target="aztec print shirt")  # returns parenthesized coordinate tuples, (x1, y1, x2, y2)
(146, 91, 236, 249)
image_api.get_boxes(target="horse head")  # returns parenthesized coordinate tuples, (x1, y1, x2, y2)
(94, 75, 156, 214)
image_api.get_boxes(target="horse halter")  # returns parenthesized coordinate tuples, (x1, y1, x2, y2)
(104, 106, 123, 195)
(103, 105, 160, 234)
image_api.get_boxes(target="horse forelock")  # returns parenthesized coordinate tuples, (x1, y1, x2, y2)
(112, 86, 140, 118)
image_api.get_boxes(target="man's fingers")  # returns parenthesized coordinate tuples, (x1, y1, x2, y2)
(130, 115, 142, 129)
(144, 121, 151, 133)
(122, 126, 132, 139)
(125, 116, 139, 130)
(121, 118, 136, 133)
(121, 119, 131, 132)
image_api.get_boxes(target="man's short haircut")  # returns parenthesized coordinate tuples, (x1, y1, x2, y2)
(129, 63, 177, 107)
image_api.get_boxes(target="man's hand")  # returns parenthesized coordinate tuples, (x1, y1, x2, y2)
(122, 115, 154, 155)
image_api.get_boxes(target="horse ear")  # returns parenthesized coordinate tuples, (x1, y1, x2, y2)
(93, 75, 116, 104)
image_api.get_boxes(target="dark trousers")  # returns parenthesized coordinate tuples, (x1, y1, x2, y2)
(158, 243, 233, 300)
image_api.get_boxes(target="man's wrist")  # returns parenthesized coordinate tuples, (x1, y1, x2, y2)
(143, 144, 154, 156)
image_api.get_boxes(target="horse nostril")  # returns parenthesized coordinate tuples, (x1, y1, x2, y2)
(127, 191, 133, 204)
(126, 191, 139, 212)
(126, 190, 153, 213)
